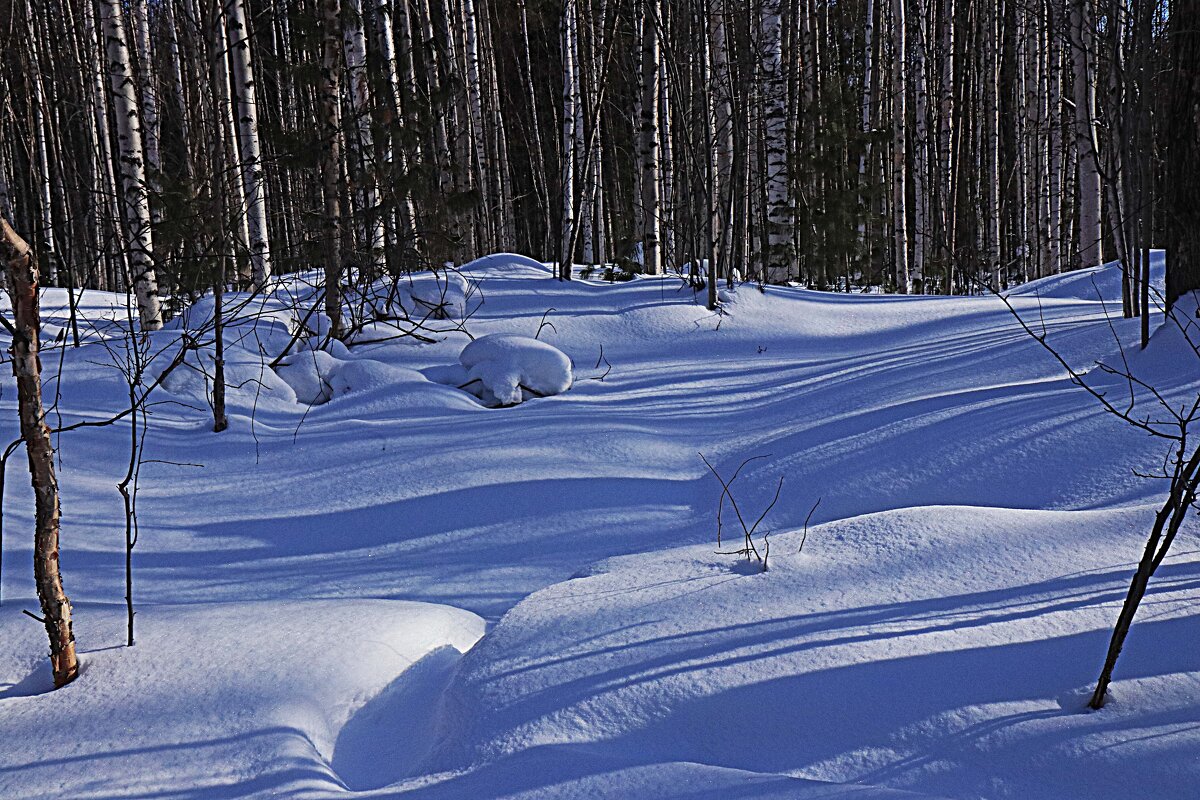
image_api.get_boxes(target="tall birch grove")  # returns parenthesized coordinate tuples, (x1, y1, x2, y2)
(0, 0, 1195, 308)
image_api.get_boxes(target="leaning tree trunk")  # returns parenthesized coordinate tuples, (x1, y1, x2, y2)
(1, 219, 78, 688)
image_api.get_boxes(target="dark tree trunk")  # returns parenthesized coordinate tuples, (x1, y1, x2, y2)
(1164, 0, 1200, 311)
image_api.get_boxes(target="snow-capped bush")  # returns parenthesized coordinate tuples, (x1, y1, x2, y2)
(457, 334, 573, 407)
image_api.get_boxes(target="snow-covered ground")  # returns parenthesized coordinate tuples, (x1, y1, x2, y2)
(0, 254, 1196, 799)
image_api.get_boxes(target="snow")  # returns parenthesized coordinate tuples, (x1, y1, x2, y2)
(0, 252, 1197, 799)
(455, 333, 574, 406)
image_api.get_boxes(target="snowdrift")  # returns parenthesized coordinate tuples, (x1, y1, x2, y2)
(0, 255, 1196, 799)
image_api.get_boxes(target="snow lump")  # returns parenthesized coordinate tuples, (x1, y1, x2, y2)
(457, 333, 574, 407)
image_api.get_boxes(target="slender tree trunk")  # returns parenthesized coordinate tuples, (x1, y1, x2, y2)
(132, 0, 162, 230)
(1071, 0, 1103, 268)
(891, 0, 910, 291)
(912, 0, 930, 292)
(858, 0, 876, 275)
(1, 219, 78, 688)
(100, 0, 163, 330)
(225, 0, 273, 287)
(560, 0, 579, 278)
(987, 0, 1002, 289)
(320, 0, 344, 337)
(372, 0, 419, 257)
(639, 0, 661, 275)
(1048, 0, 1064, 278)
(762, 0, 792, 283)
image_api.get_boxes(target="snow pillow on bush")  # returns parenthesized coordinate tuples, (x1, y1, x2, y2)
(459, 334, 573, 407)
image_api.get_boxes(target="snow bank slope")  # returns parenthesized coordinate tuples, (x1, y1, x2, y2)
(0, 600, 484, 799)
(432, 505, 1199, 800)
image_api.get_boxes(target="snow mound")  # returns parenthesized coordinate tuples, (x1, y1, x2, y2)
(408, 271, 473, 320)
(0, 600, 484, 799)
(457, 334, 574, 407)
(460, 252, 550, 276)
(276, 344, 469, 409)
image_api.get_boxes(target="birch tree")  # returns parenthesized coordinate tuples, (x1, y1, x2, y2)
(761, 0, 792, 283)
(100, 0, 163, 331)
(1070, 0, 1103, 269)
(225, 0, 273, 287)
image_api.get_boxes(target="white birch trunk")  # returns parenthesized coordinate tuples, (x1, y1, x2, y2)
(1070, 0, 1103, 269)
(761, 0, 792, 283)
(912, 0, 929, 292)
(320, 0, 344, 336)
(857, 0, 875, 265)
(710, 0, 734, 280)
(372, 0, 418, 251)
(658, 53, 674, 272)
(212, 9, 252, 280)
(1047, 0, 1064, 276)
(343, 0, 385, 274)
(639, 0, 661, 275)
(462, 0, 492, 248)
(987, 0, 1002, 289)
(132, 0, 161, 229)
(100, 0, 163, 331)
(225, 0, 273, 287)
(560, 0, 579, 277)
(891, 0, 910, 292)
(938, 0, 955, 289)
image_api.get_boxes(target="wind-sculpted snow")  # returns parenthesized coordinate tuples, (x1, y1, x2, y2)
(0, 256, 1196, 799)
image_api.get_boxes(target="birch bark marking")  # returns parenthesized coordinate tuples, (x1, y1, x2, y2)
(372, 0, 419, 253)
(639, 0, 661, 275)
(1047, 0, 1064, 277)
(891, 0, 910, 291)
(343, 0, 386, 274)
(761, 0, 792, 283)
(560, 0, 579, 278)
(132, 0, 161, 229)
(225, 0, 273, 287)
(1071, 0, 1103, 268)
(100, 0, 163, 330)
(987, 0, 1002, 290)
(857, 0, 875, 268)
(1, 219, 78, 688)
(710, 0, 734, 279)
(912, 0, 930, 292)
(320, 0, 345, 337)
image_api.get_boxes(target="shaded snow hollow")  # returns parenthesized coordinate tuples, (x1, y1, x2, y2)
(0, 252, 1196, 800)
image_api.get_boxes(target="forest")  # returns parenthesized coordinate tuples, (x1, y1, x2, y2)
(0, 0, 1198, 798)
(2, 0, 1198, 308)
